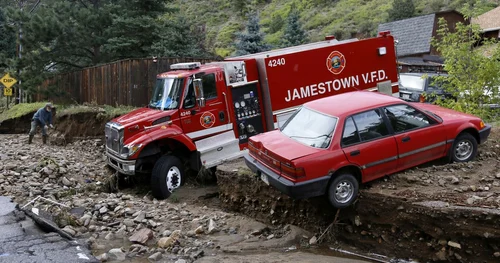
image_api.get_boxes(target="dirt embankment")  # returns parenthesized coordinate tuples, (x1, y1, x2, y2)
(216, 129, 500, 263)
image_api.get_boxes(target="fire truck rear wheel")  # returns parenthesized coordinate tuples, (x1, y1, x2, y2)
(151, 155, 185, 199)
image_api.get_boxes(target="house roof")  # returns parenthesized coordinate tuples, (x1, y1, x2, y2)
(378, 14, 436, 57)
(472, 6, 500, 32)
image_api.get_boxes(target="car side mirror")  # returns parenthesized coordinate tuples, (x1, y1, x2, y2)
(193, 79, 205, 107)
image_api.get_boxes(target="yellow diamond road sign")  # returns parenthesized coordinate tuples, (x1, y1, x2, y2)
(1, 73, 17, 89)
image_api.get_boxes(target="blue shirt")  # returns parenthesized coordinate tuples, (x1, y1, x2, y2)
(33, 107, 53, 126)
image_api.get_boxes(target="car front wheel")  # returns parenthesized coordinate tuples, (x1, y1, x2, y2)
(327, 173, 359, 209)
(451, 133, 478, 162)
(151, 155, 185, 199)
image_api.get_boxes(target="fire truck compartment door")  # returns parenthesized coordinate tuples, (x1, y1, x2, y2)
(230, 82, 265, 144)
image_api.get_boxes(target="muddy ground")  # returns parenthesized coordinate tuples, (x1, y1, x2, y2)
(216, 129, 500, 263)
(2, 110, 500, 262)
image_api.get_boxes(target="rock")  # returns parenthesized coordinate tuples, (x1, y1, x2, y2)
(105, 232, 114, 240)
(148, 252, 162, 262)
(129, 228, 154, 245)
(450, 176, 460, 185)
(95, 253, 108, 262)
(186, 230, 196, 237)
(190, 250, 204, 260)
(470, 185, 477, 192)
(134, 211, 146, 222)
(354, 216, 361, 226)
(162, 230, 172, 237)
(99, 206, 108, 214)
(267, 234, 275, 240)
(448, 241, 461, 249)
(466, 195, 483, 205)
(61, 177, 72, 186)
(195, 226, 204, 235)
(62, 226, 76, 236)
(123, 219, 135, 227)
(438, 179, 446, 187)
(115, 225, 127, 238)
(157, 230, 181, 248)
(175, 260, 187, 263)
(207, 219, 217, 234)
(108, 248, 126, 261)
(435, 249, 447, 261)
(494, 252, 500, 257)
(309, 236, 318, 245)
(496, 173, 500, 179)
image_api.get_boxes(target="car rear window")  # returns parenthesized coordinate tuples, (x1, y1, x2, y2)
(281, 107, 337, 149)
(400, 75, 426, 91)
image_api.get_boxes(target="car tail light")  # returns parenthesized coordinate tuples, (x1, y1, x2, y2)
(480, 121, 485, 129)
(281, 163, 305, 179)
(419, 94, 425, 103)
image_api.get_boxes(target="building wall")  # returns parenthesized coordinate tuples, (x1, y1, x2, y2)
(430, 12, 468, 55)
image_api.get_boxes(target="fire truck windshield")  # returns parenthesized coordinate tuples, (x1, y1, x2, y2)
(280, 107, 337, 149)
(149, 78, 184, 110)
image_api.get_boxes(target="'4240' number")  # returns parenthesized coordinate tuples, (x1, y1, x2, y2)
(268, 58, 286, 67)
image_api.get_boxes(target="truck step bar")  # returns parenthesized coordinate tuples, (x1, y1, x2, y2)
(196, 130, 243, 168)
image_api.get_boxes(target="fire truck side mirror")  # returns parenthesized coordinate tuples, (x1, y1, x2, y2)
(193, 79, 206, 107)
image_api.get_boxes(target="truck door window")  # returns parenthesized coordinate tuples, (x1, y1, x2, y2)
(183, 79, 196, 109)
(352, 109, 389, 141)
(202, 74, 217, 100)
(384, 105, 435, 133)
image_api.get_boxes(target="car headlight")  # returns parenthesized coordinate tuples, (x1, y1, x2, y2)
(120, 144, 142, 158)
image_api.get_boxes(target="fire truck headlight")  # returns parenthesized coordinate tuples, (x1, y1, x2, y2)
(121, 144, 142, 158)
(378, 47, 387, 56)
(246, 124, 255, 134)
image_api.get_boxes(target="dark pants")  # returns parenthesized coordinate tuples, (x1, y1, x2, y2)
(29, 119, 47, 136)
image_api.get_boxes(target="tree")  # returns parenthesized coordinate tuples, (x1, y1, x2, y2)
(233, 13, 271, 56)
(151, 15, 210, 58)
(431, 15, 500, 120)
(388, 0, 415, 22)
(0, 9, 16, 72)
(281, 6, 307, 47)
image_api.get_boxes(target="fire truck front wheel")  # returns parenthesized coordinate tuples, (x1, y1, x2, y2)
(151, 155, 185, 199)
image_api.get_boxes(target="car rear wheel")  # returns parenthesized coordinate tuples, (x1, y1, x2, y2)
(451, 133, 477, 162)
(151, 155, 185, 199)
(327, 173, 359, 209)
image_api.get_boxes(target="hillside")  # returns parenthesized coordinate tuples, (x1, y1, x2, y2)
(170, 0, 499, 57)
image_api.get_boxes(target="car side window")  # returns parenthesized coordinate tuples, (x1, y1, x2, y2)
(202, 74, 217, 100)
(384, 104, 435, 133)
(352, 109, 389, 142)
(342, 117, 360, 146)
(183, 81, 196, 109)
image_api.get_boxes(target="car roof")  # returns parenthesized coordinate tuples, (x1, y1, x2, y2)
(305, 91, 403, 117)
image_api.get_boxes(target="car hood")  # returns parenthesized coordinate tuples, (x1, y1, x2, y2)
(413, 103, 478, 122)
(250, 130, 322, 161)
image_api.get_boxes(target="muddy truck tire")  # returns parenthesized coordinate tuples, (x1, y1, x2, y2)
(151, 155, 185, 199)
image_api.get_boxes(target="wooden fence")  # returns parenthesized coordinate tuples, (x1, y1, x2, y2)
(36, 57, 216, 107)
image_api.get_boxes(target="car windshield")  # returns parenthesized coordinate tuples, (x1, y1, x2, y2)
(400, 75, 426, 91)
(280, 107, 337, 149)
(149, 78, 184, 110)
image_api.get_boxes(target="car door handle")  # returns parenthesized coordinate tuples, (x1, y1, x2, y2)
(402, 136, 411, 142)
(350, 150, 360, 156)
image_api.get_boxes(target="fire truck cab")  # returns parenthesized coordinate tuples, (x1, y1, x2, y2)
(105, 32, 400, 199)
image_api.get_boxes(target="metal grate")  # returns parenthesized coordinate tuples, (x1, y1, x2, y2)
(105, 123, 123, 154)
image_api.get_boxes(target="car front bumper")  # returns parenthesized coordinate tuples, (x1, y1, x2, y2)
(479, 125, 492, 144)
(243, 153, 329, 199)
(106, 150, 136, 175)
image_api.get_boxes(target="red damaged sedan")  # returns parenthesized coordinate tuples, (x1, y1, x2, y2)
(244, 91, 491, 208)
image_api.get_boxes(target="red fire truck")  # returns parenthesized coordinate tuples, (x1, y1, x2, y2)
(105, 32, 400, 199)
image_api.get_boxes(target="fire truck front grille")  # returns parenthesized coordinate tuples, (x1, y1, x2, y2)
(105, 122, 123, 154)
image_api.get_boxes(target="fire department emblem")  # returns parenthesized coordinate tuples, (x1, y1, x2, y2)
(200, 112, 215, 128)
(326, 51, 346, 75)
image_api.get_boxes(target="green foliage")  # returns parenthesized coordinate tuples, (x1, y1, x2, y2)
(281, 5, 307, 47)
(388, 0, 416, 22)
(431, 15, 500, 121)
(151, 16, 210, 58)
(233, 13, 271, 56)
(0, 9, 16, 72)
(0, 102, 49, 122)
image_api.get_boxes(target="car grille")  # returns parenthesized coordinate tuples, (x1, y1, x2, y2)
(105, 122, 123, 154)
